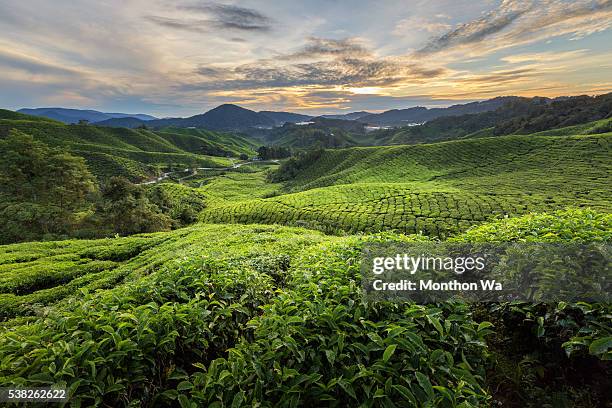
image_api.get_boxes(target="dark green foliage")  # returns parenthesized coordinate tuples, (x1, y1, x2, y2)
(263, 118, 364, 149)
(92, 177, 172, 235)
(368, 93, 611, 145)
(0, 111, 239, 181)
(0, 131, 96, 244)
(147, 183, 207, 227)
(0, 99, 610, 407)
(0, 109, 63, 123)
(0, 210, 609, 406)
(494, 93, 612, 135)
(257, 145, 291, 159)
(267, 148, 324, 182)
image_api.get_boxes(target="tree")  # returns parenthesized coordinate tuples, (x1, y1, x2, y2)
(94, 176, 172, 235)
(0, 130, 96, 243)
(257, 145, 291, 160)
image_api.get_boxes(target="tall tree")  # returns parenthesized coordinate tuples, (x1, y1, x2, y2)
(0, 130, 96, 243)
(94, 176, 172, 235)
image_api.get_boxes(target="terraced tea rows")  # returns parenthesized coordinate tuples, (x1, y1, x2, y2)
(201, 184, 586, 236)
(200, 133, 611, 236)
(1, 210, 610, 406)
(0, 234, 170, 319)
(278, 134, 610, 193)
(0, 224, 339, 321)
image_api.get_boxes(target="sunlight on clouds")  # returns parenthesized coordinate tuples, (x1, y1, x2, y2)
(0, 0, 610, 115)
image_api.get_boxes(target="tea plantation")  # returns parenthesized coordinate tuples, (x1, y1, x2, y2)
(0, 115, 610, 406)
(0, 209, 610, 406)
(200, 133, 610, 236)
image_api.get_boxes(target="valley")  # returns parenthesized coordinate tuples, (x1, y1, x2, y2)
(0, 97, 610, 407)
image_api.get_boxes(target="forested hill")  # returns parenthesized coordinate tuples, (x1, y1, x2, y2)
(0, 110, 258, 180)
(368, 92, 612, 145)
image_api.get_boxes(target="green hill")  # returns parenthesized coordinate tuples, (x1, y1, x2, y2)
(200, 133, 611, 236)
(367, 93, 612, 145)
(0, 110, 258, 180)
(155, 127, 257, 157)
(260, 118, 367, 149)
(0, 108, 62, 123)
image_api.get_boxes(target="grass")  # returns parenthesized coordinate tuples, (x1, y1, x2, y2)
(199, 133, 611, 236)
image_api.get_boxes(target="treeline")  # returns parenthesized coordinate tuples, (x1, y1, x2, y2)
(267, 148, 324, 182)
(257, 145, 291, 160)
(494, 92, 612, 135)
(372, 93, 612, 145)
(263, 119, 361, 149)
(0, 131, 203, 244)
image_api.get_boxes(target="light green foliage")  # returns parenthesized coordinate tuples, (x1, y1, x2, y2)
(456, 208, 611, 242)
(201, 134, 610, 236)
(198, 167, 282, 205)
(0, 209, 609, 406)
(0, 103, 610, 407)
(154, 127, 258, 157)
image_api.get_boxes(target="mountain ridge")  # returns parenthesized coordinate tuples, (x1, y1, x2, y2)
(17, 107, 157, 124)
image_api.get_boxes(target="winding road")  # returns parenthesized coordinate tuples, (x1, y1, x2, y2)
(137, 159, 278, 185)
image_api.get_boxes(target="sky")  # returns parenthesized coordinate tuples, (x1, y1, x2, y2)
(1, 0, 611, 117)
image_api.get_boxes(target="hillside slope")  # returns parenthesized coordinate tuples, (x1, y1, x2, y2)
(200, 133, 611, 236)
(18, 108, 156, 124)
(0, 111, 249, 180)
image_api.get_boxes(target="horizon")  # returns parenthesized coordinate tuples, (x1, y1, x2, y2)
(1, 1, 611, 116)
(12, 91, 609, 119)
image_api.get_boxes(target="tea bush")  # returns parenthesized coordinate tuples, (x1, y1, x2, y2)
(0, 209, 608, 406)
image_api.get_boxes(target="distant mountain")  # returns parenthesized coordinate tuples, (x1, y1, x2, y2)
(94, 117, 148, 128)
(104, 112, 157, 121)
(147, 104, 275, 130)
(260, 111, 312, 125)
(321, 111, 372, 120)
(17, 108, 157, 124)
(262, 117, 368, 149)
(359, 97, 518, 126)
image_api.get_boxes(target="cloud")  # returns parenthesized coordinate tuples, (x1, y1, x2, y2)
(178, 3, 273, 31)
(182, 47, 447, 92)
(0, 48, 82, 77)
(500, 49, 589, 63)
(145, 15, 209, 33)
(195, 66, 225, 77)
(182, 35, 448, 93)
(419, 0, 532, 54)
(146, 2, 273, 33)
(393, 16, 451, 36)
(460, 68, 537, 84)
(281, 37, 370, 59)
(418, 0, 612, 55)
